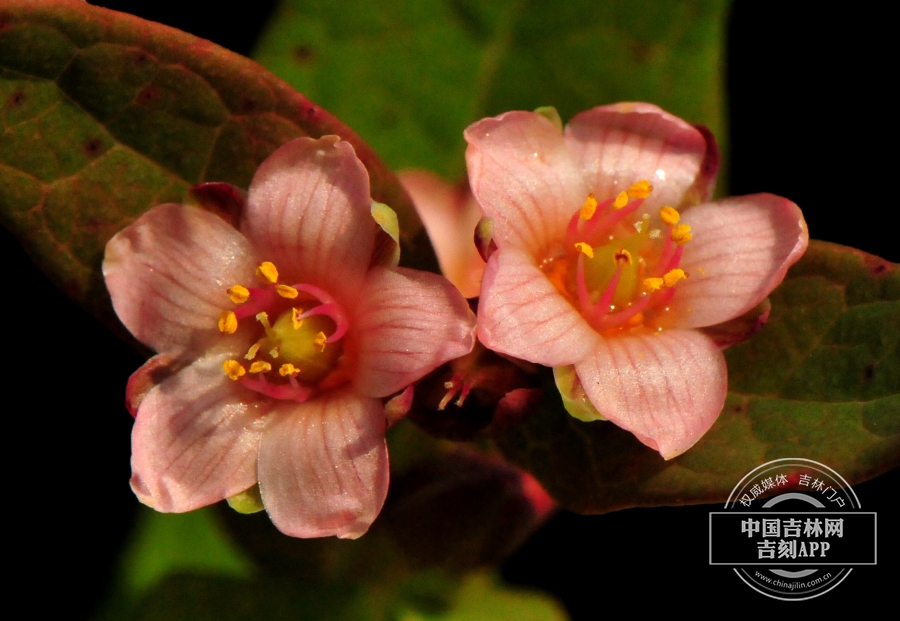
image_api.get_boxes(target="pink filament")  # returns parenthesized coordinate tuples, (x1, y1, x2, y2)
(242, 374, 312, 403)
(655, 235, 685, 277)
(576, 253, 628, 329)
(234, 286, 280, 319)
(580, 198, 644, 245)
(295, 303, 349, 342)
(291, 284, 350, 342)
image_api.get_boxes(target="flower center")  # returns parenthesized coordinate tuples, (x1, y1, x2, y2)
(217, 261, 350, 402)
(540, 180, 691, 334)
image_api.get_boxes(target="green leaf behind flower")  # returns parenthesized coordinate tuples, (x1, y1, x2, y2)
(99, 501, 566, 621)
(0, 0, 428, 329)
(493, 242, 900, 512)
(254, 0, 729, 179)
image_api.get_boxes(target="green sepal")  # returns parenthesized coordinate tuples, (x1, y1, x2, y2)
(534, 106, 563, 132)
(371, 201, 401, 267)
(553, 365, 605, 422)
(226, 485, 265, 515)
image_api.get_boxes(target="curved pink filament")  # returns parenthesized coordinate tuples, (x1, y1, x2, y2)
(657, 245, 684, 276)
(575, 253, 593, 317)
(596, 292, 653, 331)
(581, 198, 644, 243)
(242, 374, 312, 403)
(565, 211, 582, 248)
(292, 283, 337, 305)
(234, 286, 280, 320)
(296, 303, 349, 342)
(594, 262, 623, 315)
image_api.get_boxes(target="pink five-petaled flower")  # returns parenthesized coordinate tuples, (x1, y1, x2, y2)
(465, 103, 808, 459)
(103, 136, 476, 538)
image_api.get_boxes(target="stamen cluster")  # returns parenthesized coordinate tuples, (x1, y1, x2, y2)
(218, 261, 350, 402)
(544, 180, 692, 334)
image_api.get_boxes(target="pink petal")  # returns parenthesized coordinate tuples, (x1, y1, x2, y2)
(103, 203, 256, 356)
(353, 266, 476, 398)
(574, 329, 727, 459)
(660, 194, 808, 329)
(564, 103, 713, 211)
(399, 170, 486, 298)
(130, 353, 271, 512)
(125, 353, 179, 417)
(258, 389, 388, 539)
(242, 136, 377, 299)
(478, 249, 599, 366)
(465, 112, 587, 256)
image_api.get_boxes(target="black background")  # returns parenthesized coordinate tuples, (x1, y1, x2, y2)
(9, 1, 896, 618)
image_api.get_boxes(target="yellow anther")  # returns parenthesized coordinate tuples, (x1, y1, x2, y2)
(256, 261, 279, 284)
(643, 277, 664, 292)
(218, 310, 238, 334)
(227, 284, 250, 304)
(269, 347, 280, 359)
(249, 361, 272, 374)
(579, 194, 598, 220)
(222, 359, 246, 380)
(574, 242, 594, 259)
(663, 268, 687, 288)
(314, 331, 328, 352)
(279, 363, 300, 377)
(614, 248, 632, 266)
(291, 307, 304, 330)
(625, 312, 645, 328)
(659, 206, 680, 227)
(244, 343, 260, 360)
(671, 224, 692, 245)
(627, 180, 653, 199)
(613, 191, 629, 209)
(255, 311, 271, 330)
(276, 284, 299, 299)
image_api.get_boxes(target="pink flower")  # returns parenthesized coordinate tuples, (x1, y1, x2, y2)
(465, 103, 808, 459)
(398, 170, 485, 298)
(104, 136, 476, 538)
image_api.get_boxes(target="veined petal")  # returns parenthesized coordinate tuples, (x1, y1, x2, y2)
(575, 329, 727, 460)
(661, 194, 808, 329)
(354, 266, 476, 398)
(258, 389, 388, 539)
(399, 170, 485, 298)
(103, 203, 256, 356)
(478, 249, 599, 366)
(465, 111, 586, 256)
(242, 136, 376, 297)
(565, 103, 713, 211)
(130, 353, 271, 512)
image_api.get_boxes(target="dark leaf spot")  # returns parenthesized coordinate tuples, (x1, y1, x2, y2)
(863, 364, 875, 381)
(9, 89, 25, 107)
(628, 39, 652, 62)
(83, 137, 103, 157)
(240, 97, 256, 113)
(136, 87, 159, 105)
(291, 44, 316, 65)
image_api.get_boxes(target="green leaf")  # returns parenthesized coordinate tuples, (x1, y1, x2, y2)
(0, 0, 429, 327)
(119, 571, 567, 621)
(493, 242, 900, 512)
(397, 573, 568, 621)
(101, 499, 565, 621)
(254, 0, 729, 179)
(121, 507, 254, 597)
